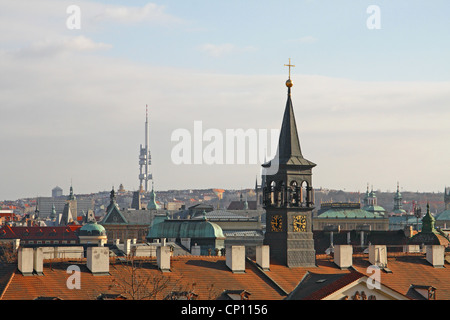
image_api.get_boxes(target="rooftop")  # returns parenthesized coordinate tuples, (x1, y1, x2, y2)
(2, 250, 450, 300)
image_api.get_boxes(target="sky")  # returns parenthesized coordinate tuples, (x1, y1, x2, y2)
(0, 0, 449, 200)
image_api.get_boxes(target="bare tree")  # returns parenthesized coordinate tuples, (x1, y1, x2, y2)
(108, 257, 178, 300)
(0, 242, 17, 264)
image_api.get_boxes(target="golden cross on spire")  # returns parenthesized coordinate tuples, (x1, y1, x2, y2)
(284, 58, 295, 80)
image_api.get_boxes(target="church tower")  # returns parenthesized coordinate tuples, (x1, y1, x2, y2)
(263, 60, 316, 268)
(445, 187, 450, 211)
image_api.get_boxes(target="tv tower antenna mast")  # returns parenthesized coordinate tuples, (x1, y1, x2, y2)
(139, 105, 152, 192)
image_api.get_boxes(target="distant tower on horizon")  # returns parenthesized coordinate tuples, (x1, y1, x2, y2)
(445, 186, 450, 211)
(139, 105, 153, 193)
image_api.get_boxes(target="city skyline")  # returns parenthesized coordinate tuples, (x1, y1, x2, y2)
(1, 1, 449, 201)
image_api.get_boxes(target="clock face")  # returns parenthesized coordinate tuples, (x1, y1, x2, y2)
(270, 215, 283, 232)
(293, 215, 307, 232)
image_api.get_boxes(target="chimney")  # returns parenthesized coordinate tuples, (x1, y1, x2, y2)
(33, 247, 44, 275)
(157, 245, 171, 272)
(114, 239, 120, 246)
(334, 245, 353, 269)
(369, 245, 387, 268)
(256, 245, 270, 271)
(226, 245, 245, 273)
(18, 247, 33, 276)
(191, 243, 201, 256)
(426, 245, 444, 268)
(124, 239, 131, 256)
(86, 247, 110, 275)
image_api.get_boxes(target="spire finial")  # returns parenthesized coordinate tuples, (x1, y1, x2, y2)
(284, 58, 295, 88)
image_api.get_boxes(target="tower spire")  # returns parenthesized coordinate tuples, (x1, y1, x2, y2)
(274, 59, 315, 167)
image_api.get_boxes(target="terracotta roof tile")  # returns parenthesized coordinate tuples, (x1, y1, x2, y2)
(2, 251, 450, 300)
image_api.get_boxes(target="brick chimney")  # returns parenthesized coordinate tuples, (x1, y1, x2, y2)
(334, 245, 353, 269)
(226, 245, 245, 273)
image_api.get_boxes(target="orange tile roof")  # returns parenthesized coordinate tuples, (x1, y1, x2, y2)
(352, 252, 450, 300)
(2, 252, 450, 300)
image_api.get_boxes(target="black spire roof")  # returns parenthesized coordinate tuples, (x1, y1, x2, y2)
(272, 86, 316, 167)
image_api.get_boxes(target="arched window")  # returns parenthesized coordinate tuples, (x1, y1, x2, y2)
(290, 181, 299, 207)
(270, 181, 277, 205)
(301, 181, 309, 206)
(279, 181, 286, 207)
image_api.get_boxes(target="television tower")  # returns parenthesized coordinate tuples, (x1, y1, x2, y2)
(139, 105, 152, 192)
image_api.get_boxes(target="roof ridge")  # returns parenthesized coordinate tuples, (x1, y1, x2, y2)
(0, 266, 17, 300)
(245, 257, 289, 296)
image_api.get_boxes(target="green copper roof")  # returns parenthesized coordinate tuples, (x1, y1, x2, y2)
(436, 209, 450, 221)
(362, 205, 386, 214)
(421, 203, 437, 233)
(317, 208, 385, 219)
(148, 217, 225, 239)
(147, 189, 161, 210)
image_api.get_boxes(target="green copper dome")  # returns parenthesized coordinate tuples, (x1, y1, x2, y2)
(79, 221, 106, 236)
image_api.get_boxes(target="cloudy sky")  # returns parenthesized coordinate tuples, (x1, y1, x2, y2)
(0, 0, 449, 200)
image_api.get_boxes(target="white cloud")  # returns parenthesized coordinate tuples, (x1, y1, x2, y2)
(13, 36, 112, 58)
(199, 43, 257, 57)
(97, 2, 184, 25)
(1, 43, 449, 200)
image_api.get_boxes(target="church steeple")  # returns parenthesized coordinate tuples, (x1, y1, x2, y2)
(274, 60, 315, 168)
(263, 59, 316, 268)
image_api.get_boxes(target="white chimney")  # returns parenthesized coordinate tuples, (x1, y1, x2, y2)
(426, 245, 444, 268)
(334, 245, 353, 269)
(18, 247, 33, 275)
(86, 247, 110, 275)
(124, 239, 131, 256)
(33, 247, 44, 275)
(114, 239, 120, 246)
(157, 245, 171, 272)
(226, 245, 245, 273)
(191, 244, 201, 256)
(369, 245, 387, 268)
(256, 245, 270, 271)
